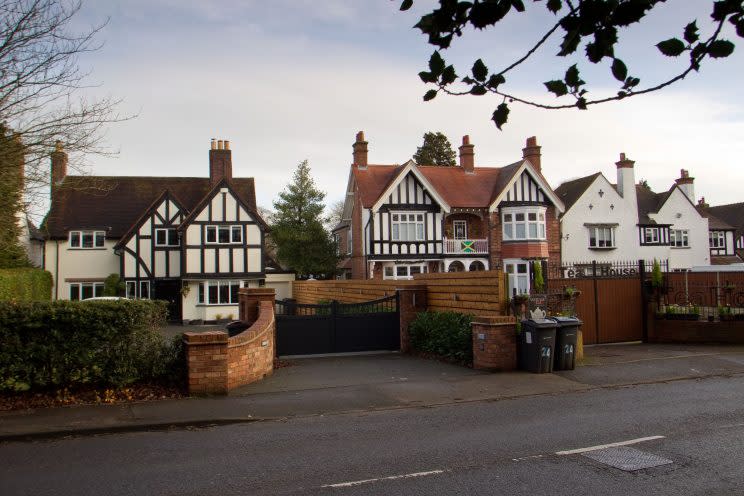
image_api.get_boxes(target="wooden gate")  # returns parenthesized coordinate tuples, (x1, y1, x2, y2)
(275, 294, 400, 356)
(539, 261, 656, 345)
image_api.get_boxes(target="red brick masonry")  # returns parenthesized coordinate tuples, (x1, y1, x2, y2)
(184, 289, 276, 395)
(471, 316, 518, 371)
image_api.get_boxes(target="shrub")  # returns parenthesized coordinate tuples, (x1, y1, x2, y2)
(0, 268, 52, 301)
(0, 299, 183, 392)
(408, 311, 474, 364)
(103, 273, 125, 297)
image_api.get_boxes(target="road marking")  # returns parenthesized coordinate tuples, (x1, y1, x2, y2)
(512, 454, 545, 462)
(555, 435, 665, 456)
(321, 469, 446, 488)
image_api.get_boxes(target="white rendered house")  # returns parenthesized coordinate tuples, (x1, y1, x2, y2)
(556, 155, 709, 271)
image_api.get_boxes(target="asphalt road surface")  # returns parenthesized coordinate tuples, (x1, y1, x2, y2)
(2, 375, 743, 495)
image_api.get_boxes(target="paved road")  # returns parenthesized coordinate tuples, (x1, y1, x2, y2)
(2, 375, 743, 495)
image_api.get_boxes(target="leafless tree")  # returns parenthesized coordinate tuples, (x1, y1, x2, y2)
(0, 0, 131, 219)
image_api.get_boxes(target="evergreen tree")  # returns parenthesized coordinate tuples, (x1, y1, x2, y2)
(0, 125, 30, 268)
(271, 161, 338, 278)
(413, 132, 457, 166)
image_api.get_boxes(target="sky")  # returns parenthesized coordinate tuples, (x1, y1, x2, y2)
(68, 0, 744, 215)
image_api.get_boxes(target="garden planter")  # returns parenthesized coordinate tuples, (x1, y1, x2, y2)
(720, 315, 734, 322)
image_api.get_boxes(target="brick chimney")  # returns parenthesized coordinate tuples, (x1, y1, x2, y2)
(615, 152, 636, 203)
(698, 196, 709, 208)
(675, 168, 695, 203)
(522, 136, 541, 172)
(209, 138, 232, 187)
(352, 131, 368, 169)
(459, 135, 475, 174)
(51, 140, 68, 191)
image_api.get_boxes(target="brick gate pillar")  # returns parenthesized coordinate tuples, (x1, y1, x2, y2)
(184, 331, 229, 395)
(471, 316, 518, 371)
(397, 285, 427, 353)
(239, 288, 276, 324)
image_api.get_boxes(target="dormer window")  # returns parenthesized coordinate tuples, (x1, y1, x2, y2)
(69, 230, 105, 249)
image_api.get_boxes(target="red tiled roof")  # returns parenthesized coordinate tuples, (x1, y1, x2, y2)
(353, 162, 524, 209)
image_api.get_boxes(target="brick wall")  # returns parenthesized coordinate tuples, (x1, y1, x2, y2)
(648, 308, 744, 344)
(227, 300, 275, 389)
(293, 270, 505, 316)
(184, 288, 276, 395)
(351, 184, 366, 279)
(471, 316, 518, 371)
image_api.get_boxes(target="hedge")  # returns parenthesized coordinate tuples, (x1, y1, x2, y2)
(0, 268, 53, 301)
(409, 311, 474, 364)
(0, 299, 183, 392)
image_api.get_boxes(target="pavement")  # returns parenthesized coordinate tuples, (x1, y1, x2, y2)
(2, 343, 744, 442)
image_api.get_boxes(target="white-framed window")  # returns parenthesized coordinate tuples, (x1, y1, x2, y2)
(347, 228, 352, 255)
(333, 233, 341, 255)
(644, 227, 660, 244)
(125, 280, 150, 299)
(68, 230, 105, 249)
(382, 263, 427, 280)
(588, 226, 616, 248)
(504, 260, 530, 296)
(453, 220, 468, 240)
(155, 228, 179, 247)
(502, 207, 546, 241)
(197, 280, 243, 305)
(670, 229, 689, 248)
(205, 225, 243, 244)
(391, 213, 424, 241)
(69, 282, 104, 300)
(709, 231, 726, 248)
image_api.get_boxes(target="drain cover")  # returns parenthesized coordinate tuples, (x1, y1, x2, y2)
(582, 446, 672, 471)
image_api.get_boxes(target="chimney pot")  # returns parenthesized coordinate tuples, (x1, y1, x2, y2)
(522, 136, 542, 172)
(616, 153, 634, 168)
(209, 138, 232, 187)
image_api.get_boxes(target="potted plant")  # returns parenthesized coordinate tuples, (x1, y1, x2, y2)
(532, 261, 545, 294)
(563, 286, 581, 300)
(719, 305, 734, 322)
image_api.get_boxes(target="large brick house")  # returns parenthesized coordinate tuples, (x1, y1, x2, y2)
(40, 139, 294, 322)
(333, 132, 565, 296)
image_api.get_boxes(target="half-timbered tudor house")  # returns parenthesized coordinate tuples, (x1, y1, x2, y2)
(41, 139, 291, 322)
(335, 132, 565, 296)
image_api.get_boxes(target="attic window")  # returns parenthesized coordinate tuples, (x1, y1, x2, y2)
(155, 228, 179, 247)
(206, 225, 243, 244)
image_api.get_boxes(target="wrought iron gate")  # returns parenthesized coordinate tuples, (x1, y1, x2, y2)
(275, 294, 400, 356)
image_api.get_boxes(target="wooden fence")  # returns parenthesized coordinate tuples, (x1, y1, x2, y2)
(293, 270, 506, 317)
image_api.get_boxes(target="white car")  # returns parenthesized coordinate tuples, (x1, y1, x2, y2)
(82, 296, 127, 302)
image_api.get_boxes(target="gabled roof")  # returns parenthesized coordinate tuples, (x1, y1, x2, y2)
(26, 217, 44, 241)
(352, 159, 559, 211)
(114, 190, 188, 250)
(696, 206, 735, 230)
(706, 202, 743, 231)
(42, 176, 258, 239)
(178, 178, 268, 230)
(635, 185, 672, 224)
(554, 173, 602, 211)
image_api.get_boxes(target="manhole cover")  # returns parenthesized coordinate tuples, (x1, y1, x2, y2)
(582, 446, 672, 472)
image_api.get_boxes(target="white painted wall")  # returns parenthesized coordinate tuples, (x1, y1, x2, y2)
(44, 239, 121, 300)
(648, 187, 709, 269)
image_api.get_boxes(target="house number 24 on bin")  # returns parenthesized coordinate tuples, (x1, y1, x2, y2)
(564, 344, 574, 354)
(541, 346, 551, 358)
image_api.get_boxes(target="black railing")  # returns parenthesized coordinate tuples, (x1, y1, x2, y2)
(276, 294, 398, 317)
(546, 259, 668, 280)
(656, 281, 744, 322)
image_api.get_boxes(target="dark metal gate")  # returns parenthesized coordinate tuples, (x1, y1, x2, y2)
(275, 294, 400, 356)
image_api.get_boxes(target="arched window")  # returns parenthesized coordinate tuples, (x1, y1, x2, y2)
(469, 261, 486, 271)
(448, 261, 465, 272)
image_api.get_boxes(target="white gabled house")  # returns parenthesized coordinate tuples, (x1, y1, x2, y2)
(41, 139, 293, 323)
(555, 154, 710, 271)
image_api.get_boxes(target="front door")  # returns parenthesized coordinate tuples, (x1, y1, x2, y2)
(154, 279, 182, 322)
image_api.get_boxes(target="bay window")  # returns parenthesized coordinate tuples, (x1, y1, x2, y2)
(383, 263, 427, 280)
(502, 207, 546, 241)
(197, 280, 243, 305)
